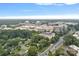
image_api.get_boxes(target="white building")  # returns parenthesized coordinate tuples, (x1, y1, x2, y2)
(73, 31, 79, 39)
(53, 24, 68, 33)
(25, 21, 30, 24)
(65, 22, 78, 25)
(55, 22, 78, 25)
(69, 45, 79, 56)
(39, 32, 55, 39)
(15, 22, 68, 33)
(36, 21, 41, 25)
(0, 25, 7, 29)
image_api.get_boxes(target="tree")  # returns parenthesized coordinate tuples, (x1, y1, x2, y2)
(48, 51, 53, 56)
(27, 46, 38, 56)
(0, 30, 32, 39)
(7, 38, 19, 47)
(50, 35, 59, 43)
(74, 23, 79, 31)
(0, 44, 5, 56)
(31, 35, 44, 43)
(64, 35, 79, 47)
(10, 47, 21, 56)
(38, 39, 49, 49)
(54, 47, 64, 56)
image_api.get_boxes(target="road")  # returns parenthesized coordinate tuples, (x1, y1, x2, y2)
(38, 37, 64, 56)
(38, 30, 75, 56)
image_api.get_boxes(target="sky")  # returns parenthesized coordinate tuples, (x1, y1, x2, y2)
(0, 3, 79, 19)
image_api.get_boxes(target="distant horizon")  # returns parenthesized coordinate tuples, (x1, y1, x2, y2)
(0, 15, 79, 19)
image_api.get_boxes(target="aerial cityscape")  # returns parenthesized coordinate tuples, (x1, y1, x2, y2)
(0, 3, 79, 56)
(0, 19, 79, 56)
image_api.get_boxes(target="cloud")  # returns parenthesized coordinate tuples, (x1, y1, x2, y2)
(22, 10, 34, 12)
(0, 15, 79, 19)
(35, 3, 66, 6)
(1, 0, 79, 5)
(22, 9, 49, 12)
(34, 0, 79, 5)
(35, 3, 53, 5)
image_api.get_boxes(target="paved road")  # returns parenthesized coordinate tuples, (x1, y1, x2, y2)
(38, 37, 64, 56)
(38, 30, 75, 56)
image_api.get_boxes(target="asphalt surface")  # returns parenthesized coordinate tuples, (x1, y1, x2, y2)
(38, 37, 64, 56)
(38, 30, 75, 56)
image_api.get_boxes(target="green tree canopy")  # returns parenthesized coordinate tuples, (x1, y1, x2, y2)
(27, 46, 38, 56)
